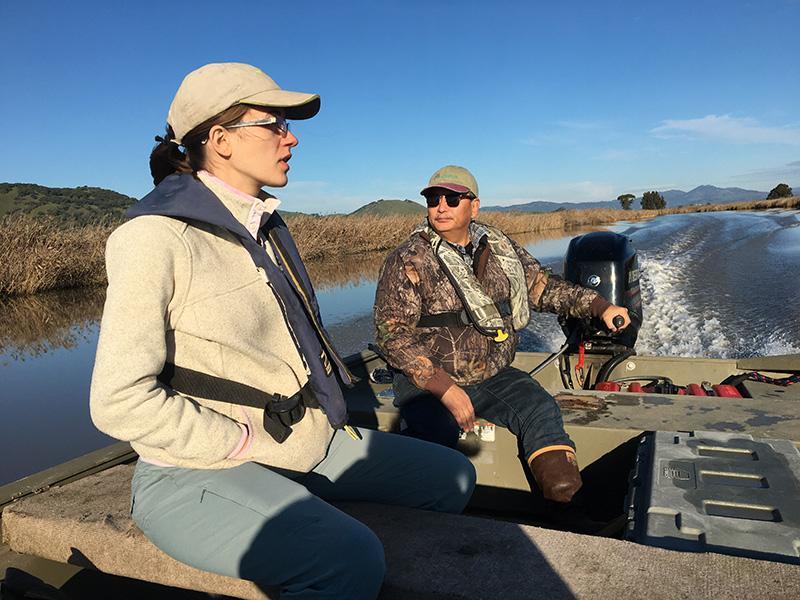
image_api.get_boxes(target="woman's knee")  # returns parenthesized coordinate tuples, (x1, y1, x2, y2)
(316, 521, 386, 598)
(430, 448, 476, 513)
(453, 451, 477, 510)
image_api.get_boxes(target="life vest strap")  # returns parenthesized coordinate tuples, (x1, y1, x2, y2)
(417, 300, 512, 329)
(157, 363, 318, 444)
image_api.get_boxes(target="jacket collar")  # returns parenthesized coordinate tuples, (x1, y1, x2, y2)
(195, 171, 280, 240)
(130, 173, 259, 244)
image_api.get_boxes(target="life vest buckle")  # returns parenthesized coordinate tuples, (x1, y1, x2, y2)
(493, 329, 509, 343)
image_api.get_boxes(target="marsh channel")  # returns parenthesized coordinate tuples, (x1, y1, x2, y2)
(2, 210, 799, 486)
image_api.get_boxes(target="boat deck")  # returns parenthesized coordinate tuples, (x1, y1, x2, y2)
(346, 351, 800, 442)
(2, 351, 798, 597)
(3, 462, 799, 599)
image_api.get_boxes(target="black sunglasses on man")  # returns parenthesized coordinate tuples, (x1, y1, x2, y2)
(423, 192, 474, 208)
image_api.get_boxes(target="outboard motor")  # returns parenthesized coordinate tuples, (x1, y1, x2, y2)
(559, 231, 643, 353)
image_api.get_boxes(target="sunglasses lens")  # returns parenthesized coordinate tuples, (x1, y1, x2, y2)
(425, 193, 466, 208)
(445, 194, 462, 207)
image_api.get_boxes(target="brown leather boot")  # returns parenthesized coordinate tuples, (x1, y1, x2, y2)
(529, 447, 582, 503)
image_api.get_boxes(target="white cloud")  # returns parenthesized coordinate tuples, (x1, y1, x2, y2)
(651, 114, 800, 145)
(491, 180, 617, 205)
(729, 161, 800, 186)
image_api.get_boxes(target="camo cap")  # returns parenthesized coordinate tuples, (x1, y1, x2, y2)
(167, 62, 321, 144)
(421, 165, 479, 198)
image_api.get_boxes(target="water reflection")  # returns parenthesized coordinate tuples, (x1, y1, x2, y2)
(514, 226, 611, 263)
(0, 227, 607, 366)
(0, 287, 105, 359)
(0, 289, 114, 485)
(0, 225, 611, 485)
(305, 252, 386, 291)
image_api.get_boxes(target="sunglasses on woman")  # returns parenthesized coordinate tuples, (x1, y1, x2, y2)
(226, 115, 291, 137)
(423, 192, 473, 208)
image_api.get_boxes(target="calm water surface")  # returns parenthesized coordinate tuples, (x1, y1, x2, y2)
(1, 212, 798, 485)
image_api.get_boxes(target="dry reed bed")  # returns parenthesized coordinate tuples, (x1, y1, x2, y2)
(666, 195, 800, 213)
(1, 196, 797, 297)
(0, 215, 116, 296)
(287, 207, 663, 260)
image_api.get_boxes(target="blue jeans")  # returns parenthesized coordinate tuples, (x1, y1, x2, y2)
(393, 366, 574, 460)
(130, 427, 475, 600)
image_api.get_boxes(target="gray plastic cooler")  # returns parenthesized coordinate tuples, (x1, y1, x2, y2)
(625, 430, 800, 564)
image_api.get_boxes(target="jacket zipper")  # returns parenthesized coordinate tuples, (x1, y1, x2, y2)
(257, 267, 311, 377)
(267, 233, 355, 385)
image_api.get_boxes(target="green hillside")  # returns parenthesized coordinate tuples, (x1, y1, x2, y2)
(350, 199, 425, 216)
(0, 183, 427, 223)
(0, 183, 136, 224)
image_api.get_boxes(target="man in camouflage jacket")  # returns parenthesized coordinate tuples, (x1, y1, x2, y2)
(374, 165, 630, 506)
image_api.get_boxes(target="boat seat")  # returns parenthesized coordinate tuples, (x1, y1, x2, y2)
(2, 463, 799, 599)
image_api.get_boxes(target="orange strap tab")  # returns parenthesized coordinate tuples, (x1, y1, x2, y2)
(527, 444, 576, 464)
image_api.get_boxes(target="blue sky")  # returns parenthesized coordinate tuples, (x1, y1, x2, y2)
(1, 0, 799, 213)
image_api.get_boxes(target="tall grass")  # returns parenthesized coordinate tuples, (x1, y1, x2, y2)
(1, 196, 798, 297)
(0, 215, 116, 296)
(286, 207, 662, 260)
(666, 195, 800, 213)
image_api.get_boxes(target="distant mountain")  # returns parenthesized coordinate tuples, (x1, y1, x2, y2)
(482, 199, 617, 213)
(0, 182, 136, 224)
(350, 199, 426, 216)
(482, 185, 770, 213)
(661, 185, 765, 206)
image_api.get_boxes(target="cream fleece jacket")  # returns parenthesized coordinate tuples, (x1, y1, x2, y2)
(90, 178, 334, 471)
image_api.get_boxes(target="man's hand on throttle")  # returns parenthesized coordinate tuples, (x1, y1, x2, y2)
(600, 305, 631, 332)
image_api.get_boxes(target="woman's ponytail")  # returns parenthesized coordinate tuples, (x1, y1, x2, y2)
(148, 104, 251, 186)
(149, 126, 191, 185)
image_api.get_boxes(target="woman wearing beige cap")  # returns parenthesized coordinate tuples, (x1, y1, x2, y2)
(90, 63, 475, 598)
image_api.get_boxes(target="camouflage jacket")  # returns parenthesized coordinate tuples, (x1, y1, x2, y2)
(373, 224, 610, 396)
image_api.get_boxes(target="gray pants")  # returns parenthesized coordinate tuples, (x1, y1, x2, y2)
(131, 427, 476, 599)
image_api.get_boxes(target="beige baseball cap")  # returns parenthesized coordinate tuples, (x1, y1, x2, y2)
(167, 62, 321, 144)
(421, 165, 479, 197)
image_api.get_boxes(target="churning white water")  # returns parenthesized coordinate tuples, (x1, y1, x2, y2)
(520, 210, 800, 358)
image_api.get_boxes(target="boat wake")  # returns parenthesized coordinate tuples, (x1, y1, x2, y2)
(522, 213, 800, 359)
(636, 252, 731, 358)
(635, 214, 800, 359)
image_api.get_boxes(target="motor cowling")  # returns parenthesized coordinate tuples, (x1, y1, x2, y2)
(559, 231, 643, 352)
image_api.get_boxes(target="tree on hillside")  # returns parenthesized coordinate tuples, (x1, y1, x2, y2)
(617, 194, 635, 210)
(767, 183, 793, 200)
(641, 191, 666, 210)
